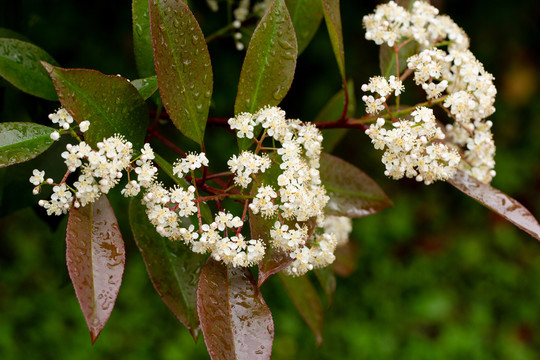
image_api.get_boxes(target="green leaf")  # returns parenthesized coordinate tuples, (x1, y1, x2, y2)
(42, 63, 148, 150)
(0, 28, 28, 41)
(320, 153, 392, 217)
(286, 0, 323, 55)
(314, 267, 336, 307)
(314, 80, 355, 152)
(396, 0, 429, 11)
(197, 258, 274, 360)
(131, 75, 158, 100)
(132, 0, 156, 78)
(234, 0, 298, 120)
(0, 38, 58, 100)
(449, 170, 540, 241)
(379, 40, 418, 78)
(149, 0, 213, 146)
(129, 198, 204, 340)
(0, 122, 55, 168)
(279, 272, 323, 345)
(66, 195, 125, 344)
(321, 0, 345, 82)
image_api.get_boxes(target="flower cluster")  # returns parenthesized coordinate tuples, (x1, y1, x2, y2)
(361, 75, 404, 114)
(363, 1, 497, 184)
(365, 107, 460, 184)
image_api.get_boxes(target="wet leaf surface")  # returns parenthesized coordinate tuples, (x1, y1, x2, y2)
(129, 198, 204, 340)
(320, 153, 392, 217)
(321, 0, 345, 82)
(0, 122, 55, 168)
(132, 0, 156, 78)
(286, 0, 323, 55)
(235, 0, 297, 149)
(449, 170, 540, 241)
(66, 195, 125, 344)
(279, 272, 323, 345)
(42, 63, 148, 150)
(149, 0, 212, 146)
(197, 258, 274, 360)
(0, 38, 58, 100)
(131, 75, 158, 99)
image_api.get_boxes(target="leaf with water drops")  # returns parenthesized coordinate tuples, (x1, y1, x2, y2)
(131, 75, 158, 99)
(321, 0, 345, 83)
(129, 198, 204, 340)
(285, 0, 323, 55)
(449, 170, 540, 241)
(132, 0, 156, 78)
(320, 153, 392, 217)
(197, 258, 274, 360)
(0, 38, 58, 100)
(42, 63, 148, 150)
(379, 40, 418, 78)
(314, 80, 355, 152)
(0, 122, 55, 168)
(66, 195, 125, 344)
(149, 0, 212, 147)
(234, 0, 298, 149)
(279, 272, 323, 345)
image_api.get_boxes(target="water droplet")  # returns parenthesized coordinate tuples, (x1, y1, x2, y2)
(278, 39, 293, 50)
(273, 87, 281, 100)
(173, 19, 180, 28)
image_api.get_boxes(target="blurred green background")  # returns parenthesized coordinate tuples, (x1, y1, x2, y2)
(1, 0, 540, 359)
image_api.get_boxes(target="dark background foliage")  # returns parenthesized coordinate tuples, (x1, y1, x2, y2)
(1, 0, 540, 358)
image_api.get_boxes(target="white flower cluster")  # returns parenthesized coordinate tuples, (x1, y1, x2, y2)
(363, 1, 497, 184)
(365, 107, 460, 184)
(361, 75, 404, 114)
(363, 1, 469, 50)
(227, 106, 345, 275)
(47, 108, 90, 141)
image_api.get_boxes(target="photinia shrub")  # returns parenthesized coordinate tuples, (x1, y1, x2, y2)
(1, 0, 539, 358)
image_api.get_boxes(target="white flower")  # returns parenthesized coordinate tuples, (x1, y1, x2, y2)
(29, 169, 45, 186)
(79, 121, 90, 133)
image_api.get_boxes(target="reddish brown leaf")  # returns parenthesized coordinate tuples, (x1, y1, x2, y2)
(449, 170, 540, 241)
(197, 258, 274, 360)
(66, 195, 125, 344)
(320, 153, 392, 217)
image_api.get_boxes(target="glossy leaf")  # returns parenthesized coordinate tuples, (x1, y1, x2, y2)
(286, 0, 323, 55)
(0, 122, 55, 168)
(320, 153, 392, 217)
(129, 198, 204, 340)
(314, 80, 355, 152)
(197, 258, 274, 360)
(0, 38, 58, 100)
(321, 0, 345, 82)
(131, 75, 158, 100)
(279, 272, 323, 345)
(42, 63, 148, 150)
(149, 0, 212, 146)
(314, 267, 336, 307)
(132, 0, 156, 78)
(234, 0, 298, 116)
(379, 40, 418, 78)
(66, 195, 125, 344)
(449, 170, 540, 241)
